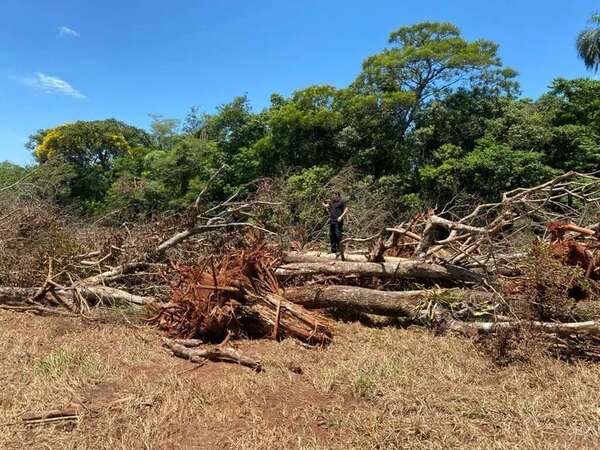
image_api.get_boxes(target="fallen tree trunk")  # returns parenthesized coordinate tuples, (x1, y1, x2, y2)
(78, 286, 155, 306)
(0, 287, 37, 305)
(0, 286, 155, 308)
(22, 408, 81, 423)
(275, 260, 483, 283)
(283, 251, 407, 264)
(283, 285, 494, 317)
(448, 319, 600, 337)
(250, 293, 334, 345)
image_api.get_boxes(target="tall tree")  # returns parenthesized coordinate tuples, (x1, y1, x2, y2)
(28, 119, 152, 204)
(251, 86, 344, 174)
(344, 22, 516, 176)
(352, 22, 515, 138)
(576, 13, 600, 72)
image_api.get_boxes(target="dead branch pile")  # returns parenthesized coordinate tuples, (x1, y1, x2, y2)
(360, 171, 600, 271)
(271, 171, 600, 361)
(3, 170, 600, 365)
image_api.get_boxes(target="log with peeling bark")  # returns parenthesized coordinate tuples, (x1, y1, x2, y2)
(283, 251, 407, 264)
(447, 319, 600, 337)
(275, 260, 483, 283)
(283, 285, 495, 317)
(0, 286, 155, 310)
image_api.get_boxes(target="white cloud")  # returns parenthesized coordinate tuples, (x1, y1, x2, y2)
(58, 26, 80, 38)
(22, 73, 86, 99)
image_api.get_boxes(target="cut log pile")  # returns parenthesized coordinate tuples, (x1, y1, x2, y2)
(3, 171, 600, 366)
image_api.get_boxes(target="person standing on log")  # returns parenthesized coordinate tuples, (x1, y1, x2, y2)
(322, 191, 348, 257)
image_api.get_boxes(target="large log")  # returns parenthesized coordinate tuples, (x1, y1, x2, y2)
(275, 260, 483, 283)
(283, 251, 407, 264)
(283, 285, 494, 317)
(447, 319, 600, 337)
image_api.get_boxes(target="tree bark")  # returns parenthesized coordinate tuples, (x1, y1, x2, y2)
(283, 285, 494, 317)
(162, 338, 262, 371)
(447, 319, 600, 337)
(275, 260, 483, 283)
(0, 286, 154, 308)
(283, 251, 406, 264)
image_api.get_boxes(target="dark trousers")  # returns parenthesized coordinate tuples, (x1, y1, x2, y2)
(329, 220, 343, 253)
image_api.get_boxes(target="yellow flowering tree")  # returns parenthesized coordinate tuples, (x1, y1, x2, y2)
(27, 119, 152, 204)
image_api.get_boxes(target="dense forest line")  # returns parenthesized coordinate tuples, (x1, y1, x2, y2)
(2, 21, 600, 224)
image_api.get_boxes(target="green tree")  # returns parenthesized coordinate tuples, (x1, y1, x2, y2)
(538, 78, 600, 171)
(410, 87, 509, 167)
(576, 13, 600, 72)
(199, 95, 266, 156)
(108, 136, 224, 211)
(148, 114, 180, 150)
(352, 22, 515, 138)
(420, 139, 556, 203)
(252, 86, 344, 174)
(343, 22, 516, 176)
(27, 119, 152, 205)
(0, 161, 28, 188)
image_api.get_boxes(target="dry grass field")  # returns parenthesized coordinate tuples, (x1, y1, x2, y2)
(2, 308, 600, 450)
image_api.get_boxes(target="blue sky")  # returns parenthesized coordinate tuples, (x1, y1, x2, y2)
(0, 0, 597, 165)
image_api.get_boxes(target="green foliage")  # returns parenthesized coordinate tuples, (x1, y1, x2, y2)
(282, 166, 335, 233)
(27, 119, 152, 206)
(149, 114, 180, 150)
(352, 22, 510, 135)
(107, 136, 224, 211)
(16, 21, 600, 223)
(421, 140, 557, 202)
(0, 161, 28, 190)
(254, 86, 345, 174)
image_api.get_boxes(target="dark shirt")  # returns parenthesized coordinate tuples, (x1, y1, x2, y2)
(328, 199, 346, 222)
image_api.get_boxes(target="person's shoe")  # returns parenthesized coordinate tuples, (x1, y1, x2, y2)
(335, 252, 341, 259)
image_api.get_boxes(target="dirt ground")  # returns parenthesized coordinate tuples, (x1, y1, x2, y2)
(1, 309, 600, 450)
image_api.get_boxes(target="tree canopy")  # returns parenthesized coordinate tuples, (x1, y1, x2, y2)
(17, 21, 600, 219)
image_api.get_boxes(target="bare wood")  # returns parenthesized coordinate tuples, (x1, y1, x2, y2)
(0, 286, 154, 309)
(283, 285, 494, 317)
(252, 293, 333, 345)
(154, 222, 275, 255)
(447, 319, 600, 337)
(283, 251, 407, 264)
(79, 286, 155, 306)
(163, 338, 262, 371)
(275, 260, 483, 283)
(386, 227, 422, 241)
(168, 338, 204, 347)
(81, 262, 163, 286)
